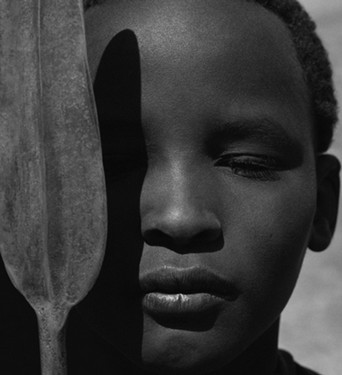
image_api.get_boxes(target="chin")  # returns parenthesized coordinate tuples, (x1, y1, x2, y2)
(137, 314, 242, 375)
(140, 346, 222, 375)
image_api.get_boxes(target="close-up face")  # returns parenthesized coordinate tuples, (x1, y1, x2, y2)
(79, 0, 321, 373)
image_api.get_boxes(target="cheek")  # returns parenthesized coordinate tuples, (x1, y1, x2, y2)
(220, 174, 317, 326)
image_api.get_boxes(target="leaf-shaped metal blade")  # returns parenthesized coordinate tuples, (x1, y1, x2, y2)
(39, 0, 107, 310)
(0, 0, 107, 373)
(0, 1, 47, 305)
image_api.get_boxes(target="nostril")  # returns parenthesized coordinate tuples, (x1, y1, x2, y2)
(193, 227, 221, 244)
(142, 216, 222, 249)
(143, 229, 172, 247)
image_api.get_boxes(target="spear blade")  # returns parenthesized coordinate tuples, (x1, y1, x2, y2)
(0, 0, 107, 373)
(0, 0, 49, 307)
(40, 0, 107, 311)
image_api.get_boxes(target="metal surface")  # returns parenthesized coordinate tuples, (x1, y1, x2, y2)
(0, 0, 107, 373)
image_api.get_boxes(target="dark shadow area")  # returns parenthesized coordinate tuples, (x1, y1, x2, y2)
(69, 29, 146, 373)
(0, 257, 41, 374)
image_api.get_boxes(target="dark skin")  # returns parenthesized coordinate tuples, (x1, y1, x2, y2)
(73, 0, 341, 374)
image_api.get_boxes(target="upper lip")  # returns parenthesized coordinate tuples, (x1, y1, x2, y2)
(139, 266, 239, 299)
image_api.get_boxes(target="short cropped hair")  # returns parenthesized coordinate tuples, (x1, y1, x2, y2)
(83, 0, 338, 153)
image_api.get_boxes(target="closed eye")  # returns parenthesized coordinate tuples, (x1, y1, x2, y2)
(215, 154, 281, 181)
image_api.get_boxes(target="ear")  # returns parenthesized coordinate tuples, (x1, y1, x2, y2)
(309, 154, 340, 252)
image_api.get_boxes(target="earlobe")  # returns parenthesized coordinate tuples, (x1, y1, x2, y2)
(309, 154, 340, 252)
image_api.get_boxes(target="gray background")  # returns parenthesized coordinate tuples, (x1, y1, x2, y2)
(279, 1, 342, 374)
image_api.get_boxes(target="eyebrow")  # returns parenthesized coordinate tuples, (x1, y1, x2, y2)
(214, 118, 304, 162)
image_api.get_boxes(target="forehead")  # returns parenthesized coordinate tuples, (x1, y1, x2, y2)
(86, 0, 302, 74)
(86, 0, 313, 142)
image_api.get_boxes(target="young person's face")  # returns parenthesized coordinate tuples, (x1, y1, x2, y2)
(80, 1, 338, 373)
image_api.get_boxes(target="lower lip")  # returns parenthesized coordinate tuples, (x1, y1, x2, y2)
(142, 292, 226, 316)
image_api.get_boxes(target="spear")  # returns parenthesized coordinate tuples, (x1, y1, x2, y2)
(0, 0, 107, 374)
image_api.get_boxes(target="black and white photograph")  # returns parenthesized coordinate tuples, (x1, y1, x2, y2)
(0, 1, 341, 374)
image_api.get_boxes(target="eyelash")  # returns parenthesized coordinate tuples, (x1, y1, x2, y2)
(215, 154, 280, 181)
(103, 153, 280, 182)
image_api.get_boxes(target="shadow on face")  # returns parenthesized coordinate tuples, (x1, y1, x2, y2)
(73, 29, 146, 364)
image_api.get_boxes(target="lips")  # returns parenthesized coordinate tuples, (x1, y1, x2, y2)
(140, 266, 239, 317)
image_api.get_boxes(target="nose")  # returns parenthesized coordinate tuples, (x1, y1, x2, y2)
(140, 165, 222, 250)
